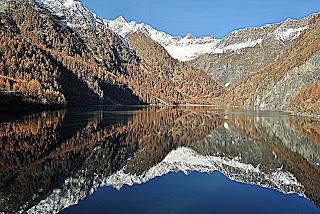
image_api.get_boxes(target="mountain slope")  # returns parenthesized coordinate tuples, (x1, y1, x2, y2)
(125, 32, 224, 104)
(0, 0, 144, 106)
(35, 0, 225, 105)
(220, 14, 320, 116)
(106, 14, 313, 85)
(106, 14, 311, 88)
(0, 0, 224, 107)
(105, 12, 320, 116)
(1, 0, 319, 116)
(190, 16, 312, 85)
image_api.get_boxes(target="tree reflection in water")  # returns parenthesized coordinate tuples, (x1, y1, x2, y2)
(0, 107, 319, 213)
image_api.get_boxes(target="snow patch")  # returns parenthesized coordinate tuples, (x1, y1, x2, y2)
(214, 39, 263, 54)
(224, 122, 230, 130)
(274, 26, 309, 42)
(38, 0, 101, 29)
(165, 42, 219, 61)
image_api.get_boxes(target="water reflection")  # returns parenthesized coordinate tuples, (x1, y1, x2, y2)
(0, 107, 319, 213)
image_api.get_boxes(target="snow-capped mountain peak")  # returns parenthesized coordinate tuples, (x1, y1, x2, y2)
(105, 16, 220, 61)
(114, 15, 127, 23)
(106, 14, 311, 61)
(105, 16, 179, 46)
(184, 33, 194, 39)
(37, 0, 106, 30)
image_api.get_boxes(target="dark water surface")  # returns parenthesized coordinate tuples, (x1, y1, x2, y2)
(0, 106, 319, 214)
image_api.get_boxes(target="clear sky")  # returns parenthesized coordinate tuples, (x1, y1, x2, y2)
(81, 0, 320, 38)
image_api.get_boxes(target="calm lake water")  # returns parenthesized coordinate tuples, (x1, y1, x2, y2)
(0, 106, 319, 214)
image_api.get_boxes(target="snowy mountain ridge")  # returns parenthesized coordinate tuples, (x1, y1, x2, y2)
(36, 0, 311, 62)
(106, 15, 310, 61)
(104, 16, 220, 61)
(36, 0, 219, 61)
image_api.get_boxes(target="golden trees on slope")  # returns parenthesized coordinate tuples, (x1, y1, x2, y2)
(27, 79, 41, 96)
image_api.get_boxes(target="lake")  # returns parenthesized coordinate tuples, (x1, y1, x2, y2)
(0, 106, 319, 214)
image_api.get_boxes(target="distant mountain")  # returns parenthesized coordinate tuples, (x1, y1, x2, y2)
(105, 12, 320, 117)
(105, 16, 219, 61)
(106, 15, 309, 69)
(106, 14, 311, 86)
(190, 15, 312, 85)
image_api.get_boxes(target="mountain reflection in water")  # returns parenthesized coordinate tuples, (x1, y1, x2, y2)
(0, 107, 319, 213)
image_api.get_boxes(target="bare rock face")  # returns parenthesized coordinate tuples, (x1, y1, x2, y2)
(248, 51, 320, 111)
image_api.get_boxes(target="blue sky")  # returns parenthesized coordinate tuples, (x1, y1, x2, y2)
(81, 0, 320, 38)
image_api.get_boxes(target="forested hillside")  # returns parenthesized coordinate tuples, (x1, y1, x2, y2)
(0, 0, 223, 107)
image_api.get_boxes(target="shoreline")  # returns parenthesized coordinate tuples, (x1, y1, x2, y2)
(1, 102, 319, 122)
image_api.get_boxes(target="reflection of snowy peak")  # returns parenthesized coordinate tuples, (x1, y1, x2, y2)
(22, 110, 320, 214)
(105, 16, 219, 61)
(27, 147, 304, 214)
(105, 147, 303, 193)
